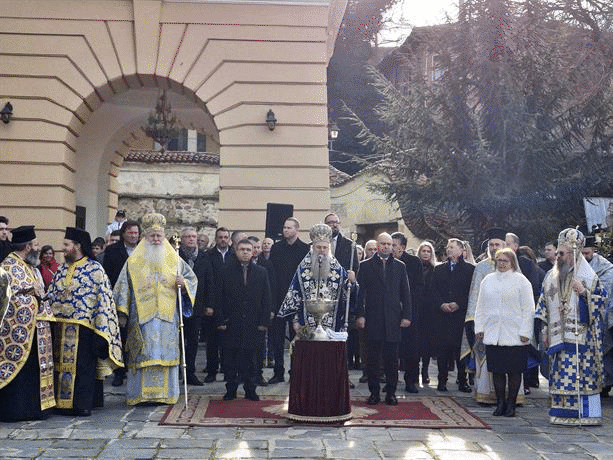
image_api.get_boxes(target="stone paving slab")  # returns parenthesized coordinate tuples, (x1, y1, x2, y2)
(4, 352, 613, 460)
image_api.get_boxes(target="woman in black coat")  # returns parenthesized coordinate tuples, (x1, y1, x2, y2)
(416, 241, 438, 385)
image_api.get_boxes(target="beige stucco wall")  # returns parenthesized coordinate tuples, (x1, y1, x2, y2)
(330, 171, 421, 249)
(0, 0, 347, 249)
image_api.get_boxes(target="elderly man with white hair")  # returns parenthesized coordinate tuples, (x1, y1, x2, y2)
(114, 213, 197, 406)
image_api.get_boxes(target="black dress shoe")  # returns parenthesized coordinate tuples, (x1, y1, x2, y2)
(204, 374, 216, 383)
(186, 374, 204, 386)
(245, 391, 260, 401)
(254, 377, 268, 386)
(366, 394, 380, 405)
(268, 375, 285, 384)
(73, 409, 92, 417)
(458, 382, 472, 393)
(223, 392, 236, 401)
(359, 374, 368, 383)
(111, 373, 124, 387)
(421, 374, 430, 385)
(437, 383, 448, 392)
(349, 381, 355, 389)
(385, 394, 398, 406)
(503, 401, 516, 417)
(405, 383, 419, 394)
(493, 399, 506, 416)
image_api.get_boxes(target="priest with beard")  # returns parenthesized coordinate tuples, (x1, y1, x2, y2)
(46, 227, 123, 416)
(278, 224, 356, 338)
(0, 226, 56, 422)
(536, 228, 606, 425)
(113, 213, 197, 406)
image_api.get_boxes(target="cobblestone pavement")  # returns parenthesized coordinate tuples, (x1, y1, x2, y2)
(2, 346, 613, 459)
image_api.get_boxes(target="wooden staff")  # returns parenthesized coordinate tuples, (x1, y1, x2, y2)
(170, 234, 189, 409)
(344, 232, 357, 332)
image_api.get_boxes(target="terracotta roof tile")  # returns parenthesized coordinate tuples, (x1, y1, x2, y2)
(329, 164, 352, 187)
(125, 150, 220, 165)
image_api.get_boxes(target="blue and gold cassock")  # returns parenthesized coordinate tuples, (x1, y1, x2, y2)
(0, 253, 55, 414)
(278, 251, 355, 335)
(47, 257, 123, 409)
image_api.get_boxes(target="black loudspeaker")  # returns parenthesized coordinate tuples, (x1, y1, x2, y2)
(75, 206, 86, 230)
(265, 203, 294, 241)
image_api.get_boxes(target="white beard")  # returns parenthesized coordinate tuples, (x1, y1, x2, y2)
(311, 253, 331, 283)
(146, 243, 166, 272)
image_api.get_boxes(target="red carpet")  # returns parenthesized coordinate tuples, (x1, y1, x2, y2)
(159, 395, 488, 428)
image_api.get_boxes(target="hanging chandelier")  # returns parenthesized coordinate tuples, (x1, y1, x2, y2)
(144, 90, 179, 151)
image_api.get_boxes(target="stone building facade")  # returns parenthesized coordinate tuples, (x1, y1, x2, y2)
(0, 0, 348, 249)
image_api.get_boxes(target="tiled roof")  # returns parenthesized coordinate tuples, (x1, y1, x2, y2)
(126, 150, 355, 186)
(329, 164, 352, 187)
(125, 150, 220, 165)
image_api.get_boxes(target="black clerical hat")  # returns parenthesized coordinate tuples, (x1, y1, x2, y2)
(65, 227, 93, 258)
(11, 226, 36, 244)
(584, 234, 596, 248)
(485, 228, 507, 241)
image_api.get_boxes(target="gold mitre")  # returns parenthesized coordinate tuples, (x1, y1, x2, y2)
(142, 212, 166, 234)
(558, 227, 584, 249)
(310, 223, 332, 244)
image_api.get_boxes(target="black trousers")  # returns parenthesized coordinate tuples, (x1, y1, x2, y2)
(271, 317, 294, 377)
(224, 347, 256, 393)
(254, 330, 267, 378)
(202, 316, 220, 375)
(183, 314, 201, 375)
(367, 340, 399, 396)
(400, 326, 419, 384)
(437, 344, 467, 385)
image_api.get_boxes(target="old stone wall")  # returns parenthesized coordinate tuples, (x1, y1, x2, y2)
(117, 162, 220, 240)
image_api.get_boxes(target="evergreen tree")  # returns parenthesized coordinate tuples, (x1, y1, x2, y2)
(327, 0, 398, 174)
(349, 0, 613, 247)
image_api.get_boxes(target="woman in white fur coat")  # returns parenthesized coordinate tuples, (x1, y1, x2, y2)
(475, 247, 534, 417)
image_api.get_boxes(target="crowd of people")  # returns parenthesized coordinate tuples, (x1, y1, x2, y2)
(0, 211, 612, 427)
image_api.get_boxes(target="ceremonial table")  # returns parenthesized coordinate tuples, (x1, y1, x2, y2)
(287, 340, 352, 422)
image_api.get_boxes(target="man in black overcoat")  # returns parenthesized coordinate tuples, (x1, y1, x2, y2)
(203, 227, 235, 382)
(249, 235, 277, 385)
(268, 217, 309, 383)
(179, 227, 215, 386)
(391, 232, 425, 393)
(431, 238, 474, 392)
(324, 213, 359, 273)
(356, 232, 412, 406)
(216, 239, 272, 401)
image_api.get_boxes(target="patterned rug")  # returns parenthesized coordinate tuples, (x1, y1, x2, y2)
(159, 395, 488, 428)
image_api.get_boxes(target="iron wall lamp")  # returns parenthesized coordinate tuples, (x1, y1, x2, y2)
(266, 109, 277, 131)
(1, 102, 13, 124)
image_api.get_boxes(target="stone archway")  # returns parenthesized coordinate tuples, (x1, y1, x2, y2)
(0, 0, 346, 249)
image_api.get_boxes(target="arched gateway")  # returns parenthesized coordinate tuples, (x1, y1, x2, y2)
(0, 0, 346, 248)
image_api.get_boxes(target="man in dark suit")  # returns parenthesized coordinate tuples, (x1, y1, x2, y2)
(179, 227, 215, 386)
(102, 220, 140, 288)
(324, 213, 359, 272)
(102, 220, 140, 387)
(203, 227, 235, 382)
(216, 239, 272, 401)
(268, 217, 309, 383)
(248, 235, 276, 386)
(357, 232, 412, 406)
(391, 232, 424, 394)
(431, 238, 474, 392)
